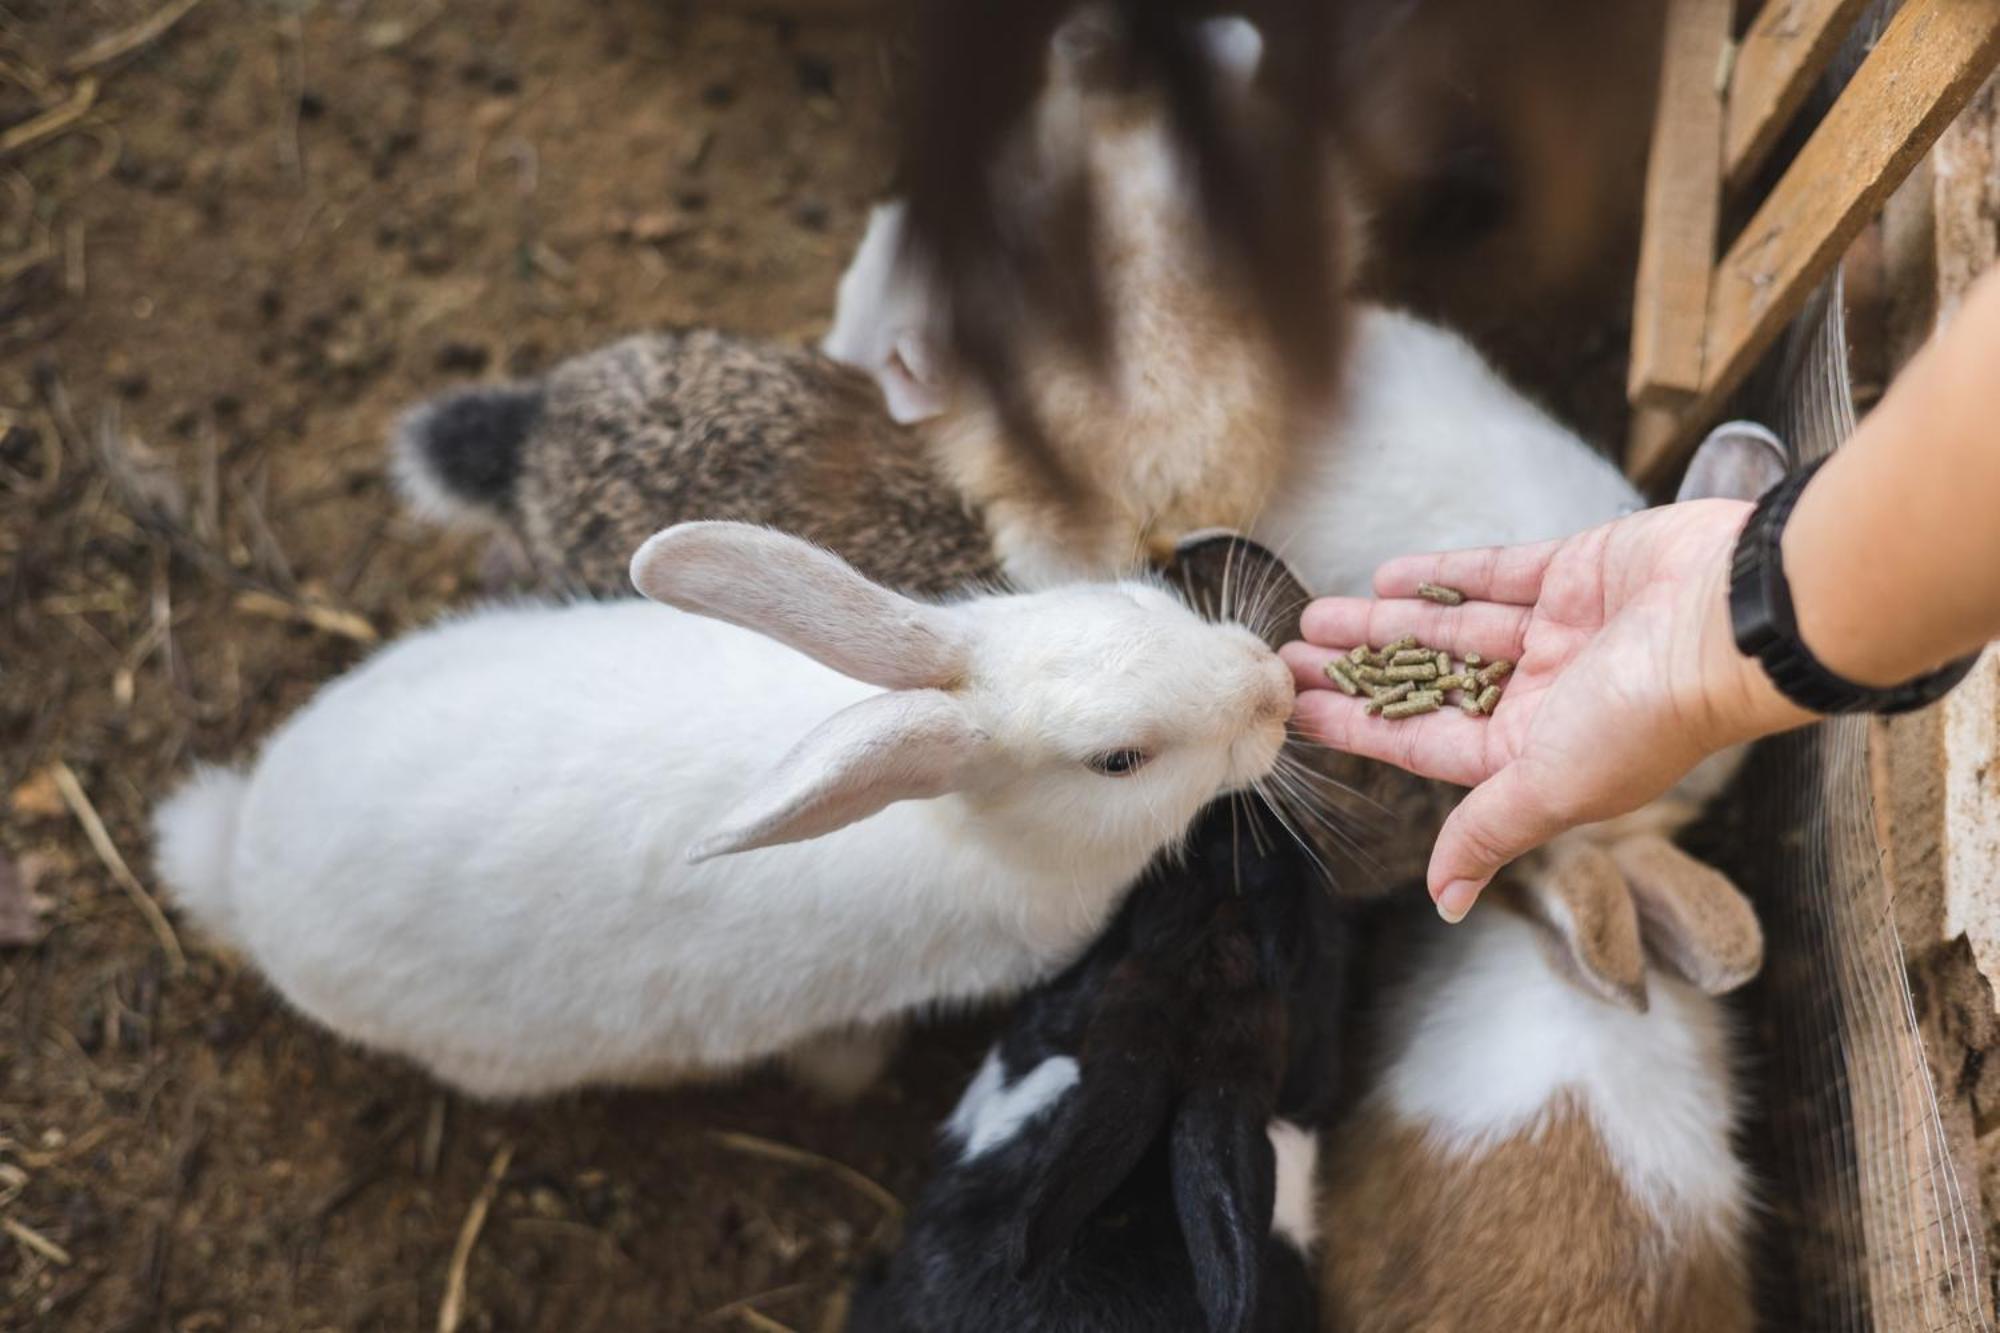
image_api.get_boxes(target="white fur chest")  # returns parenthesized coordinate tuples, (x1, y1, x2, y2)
(1378, 910, 1747, 1234)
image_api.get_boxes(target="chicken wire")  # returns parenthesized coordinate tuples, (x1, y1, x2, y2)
(1687, 273, 1989, 1332)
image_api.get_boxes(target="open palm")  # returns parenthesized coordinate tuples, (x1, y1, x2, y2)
(1282, 499, 1795, 916)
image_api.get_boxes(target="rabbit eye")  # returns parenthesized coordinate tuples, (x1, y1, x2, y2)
(1086, 749, 1152, 777)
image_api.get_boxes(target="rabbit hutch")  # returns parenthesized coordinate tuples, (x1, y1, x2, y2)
(1627, 0, 2000, 1328)
(4, 0, 2000, 1328)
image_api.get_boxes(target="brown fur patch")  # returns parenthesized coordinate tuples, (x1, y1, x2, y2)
(926, 72, 1335, 581)
(1320, 1101, 1753, 1333)
(512, 329, 999, 600)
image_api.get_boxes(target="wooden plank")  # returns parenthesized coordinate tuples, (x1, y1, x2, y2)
(1723, 0, 1874, 192)
(1624, 404, 1683, 497)
(1627, 0, 1732, 408)
(1627, 0, 2000, 488)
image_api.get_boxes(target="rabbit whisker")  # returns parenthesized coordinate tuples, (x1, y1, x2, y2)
(1273, 745, 1394, 821)
(1259, 764, 1386, 881)
(1249, 773, 1341, 889)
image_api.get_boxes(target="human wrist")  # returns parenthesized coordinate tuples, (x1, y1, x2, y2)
(1781, 472, 1913, 687)
(1696, 543, 1816, 747)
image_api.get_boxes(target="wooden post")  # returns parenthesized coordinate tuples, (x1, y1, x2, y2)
(1627, 0, 1732, 409)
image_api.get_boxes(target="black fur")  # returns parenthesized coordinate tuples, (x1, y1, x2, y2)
(404, 383, 544, 516)
(847, 791, 1353, 1333)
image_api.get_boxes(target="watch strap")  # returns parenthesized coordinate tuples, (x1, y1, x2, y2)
(1728, 457, 1978, 716)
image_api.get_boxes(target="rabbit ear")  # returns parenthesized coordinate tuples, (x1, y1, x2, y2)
(1195, 17, 1264, 85)
(1514, 838, 1650, 1013)
(1011, 1059, 1175, 1278)
(1050, 4, 1126, 88)
(879, 331, 949, 424)
(1163, 530, 1311, 649)
(631, 522, 968, 690)
(1676, 421, 1789, 503)
(1610, 835, 1764, 995)
(689, 690, 986, 862)
(1170, 1087, 1277, 1333)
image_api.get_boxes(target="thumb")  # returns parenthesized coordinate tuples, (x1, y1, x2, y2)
(1427, 764, 1572, 923)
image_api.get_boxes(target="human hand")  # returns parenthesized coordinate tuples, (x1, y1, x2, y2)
(1282, 499, 1814, 921)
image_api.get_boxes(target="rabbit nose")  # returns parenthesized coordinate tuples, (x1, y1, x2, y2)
(1254, 658, 1293, 721)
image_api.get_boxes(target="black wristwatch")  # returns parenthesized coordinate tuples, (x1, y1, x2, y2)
(1729, 456, 1979, 715)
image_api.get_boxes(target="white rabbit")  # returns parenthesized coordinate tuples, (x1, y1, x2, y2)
(1318, 835, 1762, 1332)
(152, 522, 1293, 1100)
(1249, 306, 1649, 596)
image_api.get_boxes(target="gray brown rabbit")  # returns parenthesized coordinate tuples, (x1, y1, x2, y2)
(392, 328, 997, 600)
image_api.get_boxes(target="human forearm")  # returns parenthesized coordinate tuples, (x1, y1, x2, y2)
(1782, 264, 2000, 687)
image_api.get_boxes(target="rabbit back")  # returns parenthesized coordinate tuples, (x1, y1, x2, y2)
(1254, 307, 1641, 598)
(177, 599, 1074, 1098)
(516, 330, 997, 598)
(1321, 1100, 1752, 1333)
(1319, 906, 1753, 1332)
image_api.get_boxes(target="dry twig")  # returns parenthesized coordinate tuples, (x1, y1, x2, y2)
(815, 1287, 850, 1333)
(701, 1281, 821, 1327)
(65, 0, 211, 75)
(48, 760, 185, 974)
(0, 77, 97, 156)
(708, 1131, 903, 1220)
(232, 589, 377, 643)
(0, 55, 56, 102)
(2, 1215, 73, 1266)
(437, 1142, 513, 1333)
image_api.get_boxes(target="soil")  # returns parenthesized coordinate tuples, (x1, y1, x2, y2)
(0, 2, 1655, 1331)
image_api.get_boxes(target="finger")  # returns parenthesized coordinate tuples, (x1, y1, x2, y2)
(1372, 538, 1565, 606)
(1426, 765, 1573, 922)
(1290, 689, 1499, 789)
(1295, 598, 1531, 664)
(1282, 640, 1350, 693)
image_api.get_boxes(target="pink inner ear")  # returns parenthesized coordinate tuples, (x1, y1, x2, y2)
(689, 689, 984, 861)
(880, 336, 947, 424)
(630, 522, 967, 690)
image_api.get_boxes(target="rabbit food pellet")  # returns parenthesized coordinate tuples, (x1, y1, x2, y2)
(1326, 639, 1513, 718)
(1416, 582, 1466, 606)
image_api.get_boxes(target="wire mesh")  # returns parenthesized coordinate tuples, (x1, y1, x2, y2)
(1694, 276, 1991, 1331)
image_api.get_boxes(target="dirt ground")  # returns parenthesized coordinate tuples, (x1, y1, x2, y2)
(0, 2, 1654, 1330)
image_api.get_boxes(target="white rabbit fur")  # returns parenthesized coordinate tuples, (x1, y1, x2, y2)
(1379, 905, 1743, 1229)
(153, 523, 1291, 1100)
(1250, 306, 1644, 596)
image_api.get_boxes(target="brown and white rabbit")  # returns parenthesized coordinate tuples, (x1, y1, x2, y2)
(899, 9, 1352, 586)
(1317, 838, 1762, 1332)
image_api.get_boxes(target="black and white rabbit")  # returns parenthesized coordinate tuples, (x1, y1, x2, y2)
(847, 534, 1351, 1333)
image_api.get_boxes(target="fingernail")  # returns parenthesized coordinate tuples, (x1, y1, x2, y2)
(1436, 880, 1480, 924)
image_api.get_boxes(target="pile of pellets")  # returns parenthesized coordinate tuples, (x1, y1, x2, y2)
(1323, 585, 1513, 719)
